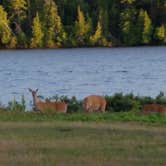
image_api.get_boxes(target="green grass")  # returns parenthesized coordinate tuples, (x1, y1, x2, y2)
(0, 121, 166, 166)
(0, 110, 166, 125)
(0, 110, 166, 165)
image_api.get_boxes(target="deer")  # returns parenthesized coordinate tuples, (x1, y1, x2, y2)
(28, 88, 67, 113)
(82, 95, 106, 113)
(142, 103, 166, 114)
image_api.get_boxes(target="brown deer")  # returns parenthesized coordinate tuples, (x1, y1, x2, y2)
(142, 104, 166, 114)
(83, 95, 106, 113)
(28, 88, 67, 113)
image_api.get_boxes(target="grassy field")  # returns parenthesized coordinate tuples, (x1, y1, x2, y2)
(0, 120, 166, 166)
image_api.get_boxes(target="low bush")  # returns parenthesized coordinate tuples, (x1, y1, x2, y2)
(7, 96, 26, 112)
(105, 93, 140, 112)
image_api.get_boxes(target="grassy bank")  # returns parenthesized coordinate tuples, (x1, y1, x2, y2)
(0, 110, 166, 125)
(0, 92, 166, 125)
(0, 121, 166, 166)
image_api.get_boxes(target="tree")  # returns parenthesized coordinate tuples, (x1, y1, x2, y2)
(142, 10, 153, 44)
(0, 5, 13, 47)
(90, 20, 102, 45)
(9, 0, 27, 24)
(90, 18, 106, 46)
(9, 0, 27, 47)
(30, 12, 43, 48)
(119, 8, 138, 45)
(43, 0, 66, 48)
(136, 9, 153, 45)
(75, 5, 91, 46)
(154, 24, 166, 44)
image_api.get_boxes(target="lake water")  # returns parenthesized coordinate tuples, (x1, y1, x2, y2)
(0, 47, 166, 108)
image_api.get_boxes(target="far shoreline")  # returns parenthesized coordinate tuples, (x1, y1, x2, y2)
(0, 45, 166, 51)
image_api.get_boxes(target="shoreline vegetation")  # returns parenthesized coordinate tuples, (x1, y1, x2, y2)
(0, 1, 166, 49)
(1, 92, 166, 124)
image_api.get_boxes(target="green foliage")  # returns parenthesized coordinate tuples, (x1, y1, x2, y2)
(90, 18, 108, 46)
(119, 8, 138, 45)
(43, 0, 66, 48)
(9, 0, 27, 24)
(0, 5, 12, 46)
(141, 10, 153, 44)
(106, 93, 140, 112)
(75, 5, 91, 46)
(30, 12, 43, 48)
(0, 0, 166, 47)
(154, 24, 166, 44)
(7, 96, 26, 112)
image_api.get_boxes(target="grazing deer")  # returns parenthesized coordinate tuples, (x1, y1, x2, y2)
(142, 104, 166, 114)
(28, 88, 67, 113)
(83, 95, 106, 113)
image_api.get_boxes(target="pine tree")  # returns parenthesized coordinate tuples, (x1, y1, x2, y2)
(75, 5, 91, 45)
(89, 13, 109, 46)
(30, 12, 43, 48)
(136, 9, 153, 45)
(119, 8, 138, 45)
(9, 0, 27, 47)
(0, 5, 13, 47)
(100, 9, 109, 38)
(154, 24, 166, 44)
(10, 0, 27, 23)
(142, 10, 153, 44)
(43, 0, 66, 48)
(90, 20, 102, 45)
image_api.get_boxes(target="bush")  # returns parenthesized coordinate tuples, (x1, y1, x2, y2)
(105, 93, 140, 112)
(7, 96, 26, 112)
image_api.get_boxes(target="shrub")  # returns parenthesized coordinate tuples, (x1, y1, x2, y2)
(7, 96, 26, 112)
(105, 93, 140, 112)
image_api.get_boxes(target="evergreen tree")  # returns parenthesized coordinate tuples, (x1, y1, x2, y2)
(0, 5, 13, 47)
(9, 0, 27, 47)
(75, 5, 91, 46)
(90, 20, 102, 45)
(90, 13, 109, 46)
(136, 9, 153, 45)
(154, 24, 166, 44)
(142, 10, 153, 44)
(119, 8, 138, 45)
(43, 0, 66, 48)
(10, 0, 27, 23)
(0, 0, 165, 48)
(30, 12, 43, 48)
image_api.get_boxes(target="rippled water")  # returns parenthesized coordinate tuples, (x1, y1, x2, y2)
(0, 47, 166, 107)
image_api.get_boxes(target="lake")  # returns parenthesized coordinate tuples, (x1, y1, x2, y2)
(0, 47, 166, 107)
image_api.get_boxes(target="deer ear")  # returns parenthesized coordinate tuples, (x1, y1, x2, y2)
(28, 88, 32, 92)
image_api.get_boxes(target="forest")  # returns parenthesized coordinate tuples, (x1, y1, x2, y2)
(0, 0, 166, 48)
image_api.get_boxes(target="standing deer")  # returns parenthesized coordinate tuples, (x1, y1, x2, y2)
(28, 88, 67, 113)
(142, 103, 166, 114)
(83, 95, 106, 113)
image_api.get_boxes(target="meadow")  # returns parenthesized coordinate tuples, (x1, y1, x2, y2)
(0, 120, 166, 166)
(0, 93, 166, 165)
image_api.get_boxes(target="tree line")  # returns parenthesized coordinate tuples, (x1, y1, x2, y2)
(0, 0, 166, 49)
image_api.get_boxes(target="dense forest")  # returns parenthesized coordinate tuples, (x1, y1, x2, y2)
(0, 0, 166, 48)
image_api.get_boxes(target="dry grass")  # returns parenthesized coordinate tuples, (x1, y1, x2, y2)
(0, 121, 166, 166)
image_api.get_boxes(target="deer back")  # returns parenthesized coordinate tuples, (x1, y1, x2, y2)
(142, 104, 166, 114)
(83, 95, 106, 112)
(36, 101, 67, 113)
